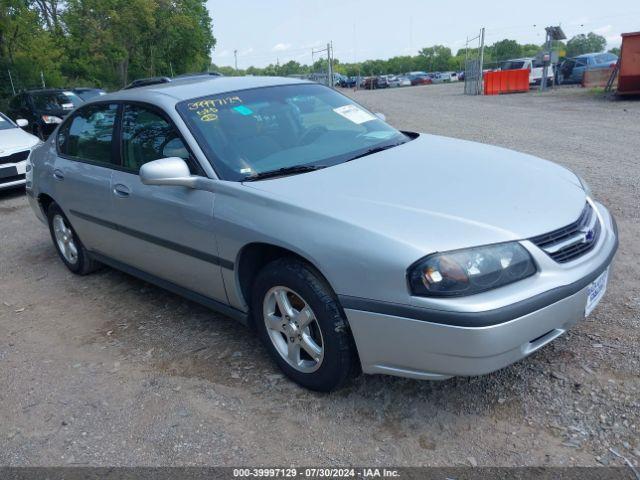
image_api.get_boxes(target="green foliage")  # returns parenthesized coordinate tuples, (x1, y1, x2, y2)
(489, 39, 522, 62)
(566, 32, 607, 57)
(0, 0, 215, 104)
(418, 45, 452, 72)
(608, 47, 621, 56)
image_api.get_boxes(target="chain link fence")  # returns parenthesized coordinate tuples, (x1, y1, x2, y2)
(464, 59, 483, 95)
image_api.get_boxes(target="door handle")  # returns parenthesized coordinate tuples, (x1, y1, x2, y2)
(113, 184, 130, 198)
(53, 169, 64, 181)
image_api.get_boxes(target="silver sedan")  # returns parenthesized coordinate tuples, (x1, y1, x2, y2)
(26, 76, 618, 391)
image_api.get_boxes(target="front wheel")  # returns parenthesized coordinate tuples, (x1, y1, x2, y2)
(252, 258, 357, 391)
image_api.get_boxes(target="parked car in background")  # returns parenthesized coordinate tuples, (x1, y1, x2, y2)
(7, 89, 84, 139)
(501, 58, 554, 85)
(557, 52, 618, 84)
(0, 112, 40, 191)
(26, 75, 617, 391)
(376, 75, 389, 88)
(432, 71, 459, 83)
(388, 75, 411, 87)
(347, 76, 360, 88)
(406, 72, 432, 85)
(72, 87, 107, 101)
(362, 76, 380, 89)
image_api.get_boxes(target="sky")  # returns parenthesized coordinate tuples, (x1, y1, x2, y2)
(206, 0, 639, 68)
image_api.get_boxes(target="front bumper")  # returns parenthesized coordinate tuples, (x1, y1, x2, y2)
(344, 204, 618, 380)
(0, 160, 27, 190)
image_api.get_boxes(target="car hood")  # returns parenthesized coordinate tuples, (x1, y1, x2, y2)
(0, 127, 40, 154)
(245, 134, 587, 252)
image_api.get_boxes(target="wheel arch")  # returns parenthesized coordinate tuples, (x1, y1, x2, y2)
(235, 242, 339, 322)
(37, 192, 56, 216)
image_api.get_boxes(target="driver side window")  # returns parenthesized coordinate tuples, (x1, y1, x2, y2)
(121, 104, 190, 173)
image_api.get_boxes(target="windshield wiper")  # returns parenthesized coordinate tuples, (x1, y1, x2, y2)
(243, 165, 327, 182)
(345, 141, 407, 162)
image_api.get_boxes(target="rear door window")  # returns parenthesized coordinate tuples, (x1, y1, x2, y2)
(58, 104, 118, 166)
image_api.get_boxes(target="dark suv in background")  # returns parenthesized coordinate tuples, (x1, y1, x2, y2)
(7, 89, 84, 139)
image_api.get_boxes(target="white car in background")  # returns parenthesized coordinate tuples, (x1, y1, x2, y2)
(388, 75, 412, 87)
(0, 112, 40, 191)
(501, 58, 555, 85)
(431, 72, 459, 83)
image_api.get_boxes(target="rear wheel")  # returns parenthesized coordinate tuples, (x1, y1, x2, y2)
(252, 258, 357, 391)
(47, 203, 100, 275)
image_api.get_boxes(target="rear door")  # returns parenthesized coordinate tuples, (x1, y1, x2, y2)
(107, 102, 227, 302)
(53, 103, 121, 256)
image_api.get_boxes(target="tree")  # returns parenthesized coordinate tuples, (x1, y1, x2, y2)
(608, 47, 621, 56)
(0, 0, 216, 102)
(566, 32, 607, 57)
(490, 39, 522, 62)
(62, 0, 214, 87)
(418, 45, 452, 72)
(32, 0, 62, 31)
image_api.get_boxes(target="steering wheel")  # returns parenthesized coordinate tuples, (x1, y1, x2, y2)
(299, 125, 328, 145)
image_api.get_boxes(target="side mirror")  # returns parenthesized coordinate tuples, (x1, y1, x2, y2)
(140, 157, 197, 188)
(16, 119, 28, 128)
(375, 112, 386, 122)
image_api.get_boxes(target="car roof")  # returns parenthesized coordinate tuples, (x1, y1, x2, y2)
(101, 76, 313, 105)
(23, 88, 69, 95)
(575, 52, 614, 58)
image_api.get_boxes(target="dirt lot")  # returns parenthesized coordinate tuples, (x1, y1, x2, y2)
(1, 83, 639, 467)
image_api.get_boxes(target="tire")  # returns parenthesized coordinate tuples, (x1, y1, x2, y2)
(252, 257, 357, 392)
(47, 203, 101, 275)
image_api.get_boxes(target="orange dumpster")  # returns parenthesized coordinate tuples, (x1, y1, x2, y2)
(483, 69, 529, 95)
(618, 31, 640, 95)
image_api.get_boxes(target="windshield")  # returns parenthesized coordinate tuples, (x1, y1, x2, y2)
(32, 91, 83, 112)
(0, 112, 16, 131)
(177, 83, 408, 181)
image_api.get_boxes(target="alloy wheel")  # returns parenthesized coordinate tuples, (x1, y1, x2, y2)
(262, 286, 324, 373)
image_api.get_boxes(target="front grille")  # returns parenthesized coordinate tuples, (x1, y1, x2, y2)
(530, 203, 600, 263)
(0, 150, 29, 166)
(0, 173, 26, 185)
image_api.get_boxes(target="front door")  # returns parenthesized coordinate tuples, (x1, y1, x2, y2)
(107, 103, 227, 303)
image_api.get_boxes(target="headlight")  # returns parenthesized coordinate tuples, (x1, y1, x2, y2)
(577, 175, 592, 198)
(408, 242, 537, 297)
(41, 115, 63, 124)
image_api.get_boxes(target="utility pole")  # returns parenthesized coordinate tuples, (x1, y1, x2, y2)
(541, 26, 566, 92)
(327, 42, 333, 87)
(464, 36, 469, 69)
(541, 30, 551, 91)
(234, 49, 238, 72)
(7, 70, 16, 96)
(169, 62, 174, 77)
(478, 27, 485, 95)
(40, 70, 46, 88)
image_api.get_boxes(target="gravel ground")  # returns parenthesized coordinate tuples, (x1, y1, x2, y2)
(1, 83, 639, 467)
